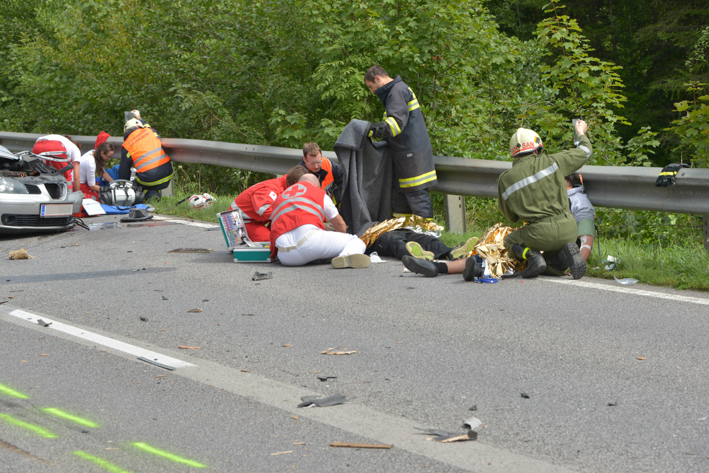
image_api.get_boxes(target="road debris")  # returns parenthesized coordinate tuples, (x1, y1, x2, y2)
(242, 313, 255, 316)
(139, 317, 148, 322)
(7, 249, 34, 260)
(138, 357, 175, 371)
(463, 417, 482, 430)
(162, 296, 168, 300)
(178, 346, 200, 349)
(608, 401, 618, 406)
(415, 427, 477, 443)
(37, 319, 52, 327)
(297, 393, 348, 408)
(330, 442, 393, 449)
(321, 347, 356, 355)
(614, 275, 639, 285)
(604, 255, 619, 270)
(637, 357, 647, 360)
(167, 248, 214, 253)
(241, 369, 250, 373)
(293, 441, 305, 445)
(317, 376, 337, 382)
(187, 309, 203, 313)
(270, 450, 292, 456)
(252, 271, 272, 281)
(282, 344, 293, 347)
(520, 393, 530, 399)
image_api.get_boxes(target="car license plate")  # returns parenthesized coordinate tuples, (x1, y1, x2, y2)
(40, 203, 73, 217)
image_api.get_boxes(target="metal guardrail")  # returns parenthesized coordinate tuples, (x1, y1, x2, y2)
(2, 132, 708, 248)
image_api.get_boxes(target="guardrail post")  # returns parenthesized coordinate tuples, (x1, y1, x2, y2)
(704, 215, 709, 253)
(163, 179, 174, 197)
(444, 195, 466, 234)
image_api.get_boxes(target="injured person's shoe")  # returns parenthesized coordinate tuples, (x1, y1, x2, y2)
(547, 242, 586, 279)
(462, 257, 484, 281)
(331, 254, 371, 269)
(402, 255, 439, 277)
(449, 236, 478, 260)
(405, 241, 434, 261)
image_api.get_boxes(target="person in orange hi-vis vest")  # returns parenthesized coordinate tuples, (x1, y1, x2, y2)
(299, 142, 344, 207)
(118, 110, 173, 201)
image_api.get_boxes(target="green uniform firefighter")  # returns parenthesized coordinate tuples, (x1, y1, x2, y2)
(498, 120, 592, 279)
(364, 66, 437, 220)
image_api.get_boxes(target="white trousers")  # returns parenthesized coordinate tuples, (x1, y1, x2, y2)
(276, 224, 366, 267)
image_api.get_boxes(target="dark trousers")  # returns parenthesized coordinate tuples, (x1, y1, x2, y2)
(369, 230, 451, 260)
(392, 188, 434, 219)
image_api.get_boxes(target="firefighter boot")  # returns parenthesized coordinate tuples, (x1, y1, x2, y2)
(546, 242, 586, 279)
(462, 257, 484, 282)
(511, 244, 547, 278)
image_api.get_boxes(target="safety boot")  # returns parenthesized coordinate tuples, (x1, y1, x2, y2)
(405, 241, 434, 261)
(462, 257, 484, 282)
(402, 255, 439, 277)
(511, 244, 547, 278)
(449, 237, 478, 260)
(547, 242, 586, 279)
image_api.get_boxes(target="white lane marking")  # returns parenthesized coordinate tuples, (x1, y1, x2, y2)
(7, 309, 196, 369)
(152, 216, 217, 229)
(546, 279, 709, 306)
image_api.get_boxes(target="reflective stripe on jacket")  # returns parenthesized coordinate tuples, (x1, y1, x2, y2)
(374, 76, 437, 192)
(269, 182, 327, 259)
(498, 134, 593, 223)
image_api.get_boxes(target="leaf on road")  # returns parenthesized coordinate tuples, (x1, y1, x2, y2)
(282, 344, 293, 347)
(187, 309, 203, 313)
(270, 450, 292, 456)
(321, 347, 356, 355)
(637, 357, 646, 360)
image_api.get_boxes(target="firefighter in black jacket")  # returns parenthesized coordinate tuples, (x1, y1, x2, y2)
(364, 66, 437, 219)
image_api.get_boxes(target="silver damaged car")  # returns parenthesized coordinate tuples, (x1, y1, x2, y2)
(0, 145, 82, 234)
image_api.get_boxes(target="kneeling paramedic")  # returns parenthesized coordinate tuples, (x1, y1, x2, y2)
(119, 111, 173, 201)
(270, 174, 369, 269)
(497, 120, 592, 279)
(299, 142, 344, 207)
(228, 165, 308, 241)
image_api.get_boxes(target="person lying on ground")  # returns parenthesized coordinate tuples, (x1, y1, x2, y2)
(79, 142, 114, 200)
(270, 174, 370, 269)
(369, 229, 478, 262)
(566, 173, 595, 262)
(228, 165, 308, 241)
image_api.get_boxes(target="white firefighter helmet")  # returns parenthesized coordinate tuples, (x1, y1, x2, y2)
(188, 193, 215, 209)
(509, 128, 543, 157)
(124, 118, 145, 134)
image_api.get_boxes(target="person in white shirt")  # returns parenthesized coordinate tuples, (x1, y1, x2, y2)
(79, 142, 115, 200)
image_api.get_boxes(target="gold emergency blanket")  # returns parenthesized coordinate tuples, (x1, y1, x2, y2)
(359, 216, 444, 248)
(473, 223, 522, 277)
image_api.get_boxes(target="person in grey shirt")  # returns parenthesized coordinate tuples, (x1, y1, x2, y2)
(565, 174, 595, 261)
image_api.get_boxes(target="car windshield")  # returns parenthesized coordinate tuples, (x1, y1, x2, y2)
(0, 145, 20, 163)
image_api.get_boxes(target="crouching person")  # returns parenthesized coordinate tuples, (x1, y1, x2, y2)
(269, 174, 370, 269)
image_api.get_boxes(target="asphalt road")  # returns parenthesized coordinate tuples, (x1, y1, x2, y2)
(1, 214, 708, 473)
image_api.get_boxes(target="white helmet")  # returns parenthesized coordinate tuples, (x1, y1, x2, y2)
(124, 118, 145, 134)
(509, 128, 543, 157)
(188, 193, 215, 209)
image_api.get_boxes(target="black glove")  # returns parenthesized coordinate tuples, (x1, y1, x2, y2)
(655, 163, 689, 187)
(368, 122, 388, 140)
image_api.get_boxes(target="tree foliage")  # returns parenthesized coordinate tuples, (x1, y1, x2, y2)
(0, 0, 706, 198)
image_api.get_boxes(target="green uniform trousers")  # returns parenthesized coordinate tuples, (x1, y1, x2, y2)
(504, 212, 578, 275)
